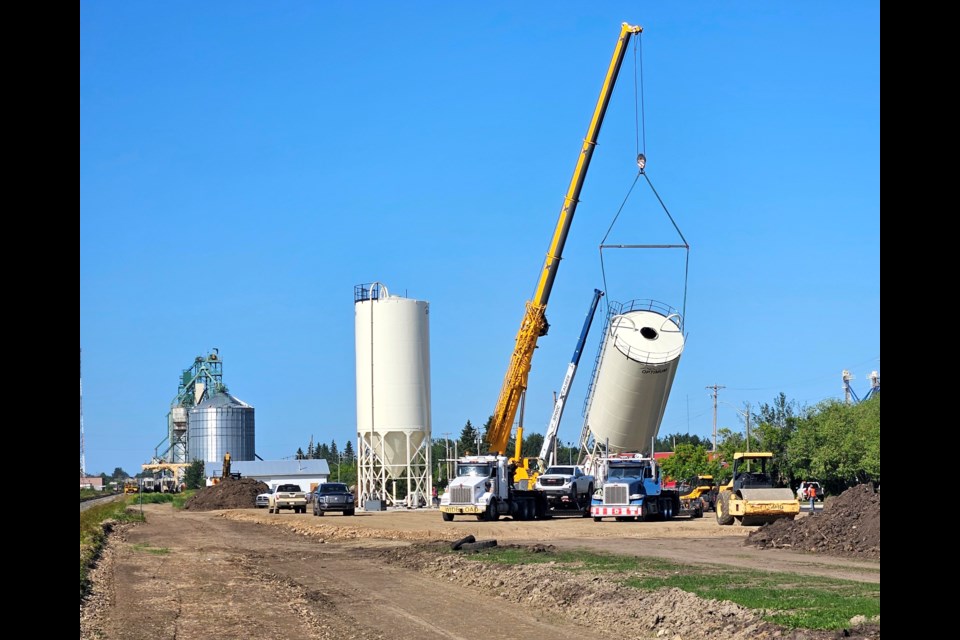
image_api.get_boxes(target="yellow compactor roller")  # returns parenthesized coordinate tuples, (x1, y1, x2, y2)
(716, 452, 799, 526)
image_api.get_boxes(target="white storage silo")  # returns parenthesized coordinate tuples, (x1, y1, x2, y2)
(586, 300, 685, 453)
(354, 283, 432, 508)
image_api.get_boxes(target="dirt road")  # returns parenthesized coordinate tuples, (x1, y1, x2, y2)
(81, 506, 880, 640)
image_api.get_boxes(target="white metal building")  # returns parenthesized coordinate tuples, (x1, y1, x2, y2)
(206, 459, 330, 493)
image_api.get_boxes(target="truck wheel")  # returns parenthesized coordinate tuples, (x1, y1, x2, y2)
(442, 512, 454, 522)
(716, 493, 734, 525)
(316, 510, 324, 516)
(344, 509, 354, 516)
(593, 516, 602, 522)
(486, 503, 500, 522)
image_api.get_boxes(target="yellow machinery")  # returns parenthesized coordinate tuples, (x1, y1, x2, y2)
(484, 22, 643, 488)
(123, 479, 139, 494)
(140, 462, 190, 492)
(439, 23, 642, 522)
(678, 475, 717, 517)
(716, 452, 799, 526)
(222, 452, 232, 479)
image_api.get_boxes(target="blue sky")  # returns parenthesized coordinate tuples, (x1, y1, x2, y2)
(80, 3, 880, 476)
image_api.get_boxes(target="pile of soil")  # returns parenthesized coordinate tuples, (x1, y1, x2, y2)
(184, 477, 268, 511)
(746, 483, 880, 559)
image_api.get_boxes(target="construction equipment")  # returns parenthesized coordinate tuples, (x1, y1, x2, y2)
(537, 289, 604, 473)
(140, 461, 190, 492)
(222, 452, 232, 479)
(590, 453, 679, 521)
(440, 23, 643, 522)
(123, 479, 139, 494)
(677, 475, 717, 517)
(715, 452, 799, 526)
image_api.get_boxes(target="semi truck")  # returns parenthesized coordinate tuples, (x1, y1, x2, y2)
(439, 22, 643, 522)
(590, 453, 680, 522)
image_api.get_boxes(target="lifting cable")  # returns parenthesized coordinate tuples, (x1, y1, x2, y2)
(600, 31, 689, 324)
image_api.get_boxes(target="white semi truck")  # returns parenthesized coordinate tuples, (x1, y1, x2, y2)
(439, 455, 547, 521)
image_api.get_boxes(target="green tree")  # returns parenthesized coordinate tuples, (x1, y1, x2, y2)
(316, 443, 331, 462)
(712, 428, 746, 483)
(306, 440, 315, 459)
(111, 467, 129, 480)
(330, 440, 339, 462)
(659, 443, 719, 483)
(335, 460, 357, 486)
(184, 459, 205, 490)
(296, 447, 305, 460)
(481, 415, 496, 453)
(787, 396, 880, 494)
(655, 433, 707, 452)
(520, 432, 545, 458)
(343, 440, 355, 461)
(458, 420, 480, 456)
(431, 437, 452, 486)
(752, 393, 801, 486)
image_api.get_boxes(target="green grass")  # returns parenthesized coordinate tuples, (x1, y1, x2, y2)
(131, 543, 170, 555)
(79, 488, 101, 501)
(129, 490, 196, 509)
(80, 498, 144, 600)
(470, 547, 879, 631)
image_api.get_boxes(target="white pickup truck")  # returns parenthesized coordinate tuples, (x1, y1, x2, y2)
(268, 483, 307, 514)
(534, 465, 594, 514)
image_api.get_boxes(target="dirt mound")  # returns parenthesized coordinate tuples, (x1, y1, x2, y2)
(184, 478, 268, 511)
(746, 483, 880, 559)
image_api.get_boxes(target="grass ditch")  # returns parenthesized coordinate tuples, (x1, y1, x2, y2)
(470, 547, 879, 631)
(80, 498, 143, 600)
(133, 490, 196, 509)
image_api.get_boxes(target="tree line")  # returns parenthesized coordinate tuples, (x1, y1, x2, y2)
(295, 438, 355, 463)
(657, 393, 880, 495)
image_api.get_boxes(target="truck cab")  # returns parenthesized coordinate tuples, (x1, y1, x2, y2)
(590, 454, 679, 522)
(439, 455, 546, 522)
(439, 455, 507, 521)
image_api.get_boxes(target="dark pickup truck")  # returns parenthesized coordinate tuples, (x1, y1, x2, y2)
(312, 482, 356, 516)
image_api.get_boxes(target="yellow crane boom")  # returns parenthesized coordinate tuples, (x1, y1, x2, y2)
(486, 22, 642, 456)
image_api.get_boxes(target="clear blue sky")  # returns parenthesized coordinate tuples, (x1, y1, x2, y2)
(80, 3, 880, 476)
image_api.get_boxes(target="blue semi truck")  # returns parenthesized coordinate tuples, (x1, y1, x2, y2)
(590, 454, 680, 522)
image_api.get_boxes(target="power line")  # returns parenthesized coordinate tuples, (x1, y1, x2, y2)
(705, 384, 725, 452)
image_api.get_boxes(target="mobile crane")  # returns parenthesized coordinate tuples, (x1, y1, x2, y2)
(440, 23, 643, 522)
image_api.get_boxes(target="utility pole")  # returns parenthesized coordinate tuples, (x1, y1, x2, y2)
(706, 384, 726, 452)
(745, 402, 751, 453)
(441, 432, 451, 482)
